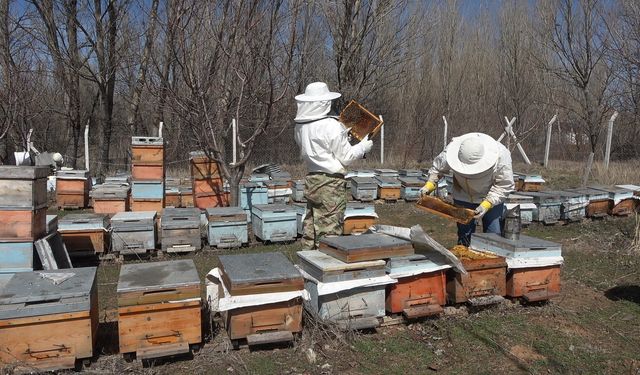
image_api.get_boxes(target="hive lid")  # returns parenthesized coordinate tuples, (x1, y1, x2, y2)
(252, 204, 294, 212)
(470, 232, 561, 255)
(588, 185, 634, 195)
(163, 207, 200, 218)
(297, 250, 385, 272)
(117, 260, 199, 293)
(111, 211, 156, 229)
(385, 254, 450, 273)
(374, 168, 398, 175)
(398, 169, 422, 177)
(56, 169, 90, 178)
(320, 233, 411, 251)
(0, 267, 96, 304)
(517, 191, 561, 202)
(59, 213, 108, 230)
(132, 136, 163, 146)
(0, 165, 50, 180)
(375, 176, 400, 186)
(218, 252, 302, 286)
(206, 207, 247, 220)
(351, 177, 376, 185)
(398, 177, 423, 186)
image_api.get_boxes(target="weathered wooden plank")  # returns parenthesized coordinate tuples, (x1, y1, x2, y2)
(0, 179, 48, 209)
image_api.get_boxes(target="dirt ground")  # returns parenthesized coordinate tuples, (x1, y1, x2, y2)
(22, 200, 634, 375)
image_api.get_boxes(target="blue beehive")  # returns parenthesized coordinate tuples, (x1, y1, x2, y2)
(292, 203, 307, 236)
(350, 177, 377, 201)
(398, 169, 422, 178)
(251, 204, 297, 242)
(0, 241, 33, 273)
(239, 182, 268, 223)
(399, 177, 423, 201)
(131, 180, 164, 199)
(206, 207, 248, 248)
(292, 180, 306, 202)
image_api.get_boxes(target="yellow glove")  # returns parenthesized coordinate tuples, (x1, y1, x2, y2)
(474, 200, 493, 219)
(420, 181, 437, 196)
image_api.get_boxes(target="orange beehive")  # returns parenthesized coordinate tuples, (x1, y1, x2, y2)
(0, 208, 46, 241)
(446, 246, 507, 304)
(131, 137, 164, 166)
(506, 265, 561, 302)
(343, 217, 377, 235)
(131, 198, 164, 213)
(386, 255, 448, 318)
(131, 164, 165, 181)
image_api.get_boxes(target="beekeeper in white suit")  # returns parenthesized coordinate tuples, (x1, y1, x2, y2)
(421, 132, 515, 246)
(294, 82, 373, 249)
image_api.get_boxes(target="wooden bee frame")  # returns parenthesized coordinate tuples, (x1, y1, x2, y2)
(339, 100, 383, 142)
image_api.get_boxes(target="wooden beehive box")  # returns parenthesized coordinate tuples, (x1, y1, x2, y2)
(161, 207, 201, 253)
(298, 250, 386, 329)
(266, 179, 292, 204)
(205, 207, 248, 248)
(0, 267, 98, 371)
(56, 170, 91, 209)
(117, 260, 201, 360)
(131, 180, 164, 200)
(399, 177, 423, 202)
(547, 190, 588, 222)
(131, 198, 164, 213)
(292, 203, 306, 237)
(343, 202, 377, 235)
(193, 192, 228, 209)
(506, 193, 536, 225)
(251, 204, 297, 242)
(350, 177, 378, 202)
(58, 213, 109, 256)
(518, 191, 562, 225)
(0, 207, 46, 242)
(218, 253, 303, 345)
(0, 166, 49, 210)
(164, 186, 181, 208)
(521, 174, 545, 192)
(0, 241, 35, 273)
(589, 185, 636, 216)
(446, 246, 507, 304)
(239, 182, 268, 222)
(385, 254, 450, 318)
(565, 187, 610, 218)
(189, 151, 220, 180)
(319, 233, 414, 263)
(111, 211, 157, 255)
(180, 186, 194, 208)
(131, 136, 164, 166)
(375, 176, 401, 201)
(91, 185, 130, 214)
(471, 233, 562, 301)
(292, 180, 306, 202)
(398, 169, 422, 178)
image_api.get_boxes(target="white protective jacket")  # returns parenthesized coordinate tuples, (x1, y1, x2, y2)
(427, 141, 515, 206)
(294, 101, 368, 175)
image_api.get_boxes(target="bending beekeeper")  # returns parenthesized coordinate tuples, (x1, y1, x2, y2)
(294, 82, 373, 249)
(421, 132, 515, 246)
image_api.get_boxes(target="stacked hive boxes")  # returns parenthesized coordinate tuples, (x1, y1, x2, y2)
(239, 182, 268, 222)
(0, 267, 98, 371)
(216, 252, 304, 349)
(131, 137, 165, 212)
(0, 166, 50, 273)
(117, 260, 202, 360)
(190, 151, 227, 209)
(343, 202, 377, 234)
(164, 177, 182, 208)
(56, 169, 91, 209)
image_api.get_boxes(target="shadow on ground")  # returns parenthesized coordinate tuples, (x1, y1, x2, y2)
(605, 284, 640, 304)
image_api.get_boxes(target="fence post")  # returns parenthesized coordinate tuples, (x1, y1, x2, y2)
(604, 111, 618, 170)
(543, 114, 557, 168)
(379, 115, 384, 165)
(442, 115, 448, 150)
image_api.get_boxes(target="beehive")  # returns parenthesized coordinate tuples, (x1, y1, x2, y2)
(521, 174, 545, 192)
(218, 253, 303, 345)
(319, 233, 414, 263)
(251, 204, 297, 242)
(58, 213, 109, 256)
(549, 190, 588, 222)
(589, 185, 636, 216)
(91, 184, 130, 214)
(0, 268, 98, 371)
(266, 179, 292, 204)
(399, 177, 423, 202)
(470, 233, 562, 301)
(385, 254, 450, 318)
(131, 136, 164, 165)
(239, 182, 268, 222)
(206, 207, 248, 247)
(518, 191, 562, 224)
(398, 169, 422, 178)
(350, 177, 378, 202)
(446, 246, 507, 304)
(161, 208, 201, 253)
(0, 166, 49, 210)
(564, 187, 610, 218)
(343, 202, 377, 235)
(297, 250, 386, 329)
(111, 211, 156, 255)
(375, 176, 401, 201)
(117, 260, 201, 360)
(56, 170, 91, 209)
(164, 186, 181, 208)
(0, 241, 35, 273)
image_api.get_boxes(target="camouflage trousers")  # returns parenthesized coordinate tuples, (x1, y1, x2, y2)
(302, 173, 347, 249)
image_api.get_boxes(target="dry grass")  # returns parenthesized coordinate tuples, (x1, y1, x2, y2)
(629, 213, 640, 254)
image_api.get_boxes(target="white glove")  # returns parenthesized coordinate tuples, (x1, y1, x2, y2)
(359, 135, 373, 154)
